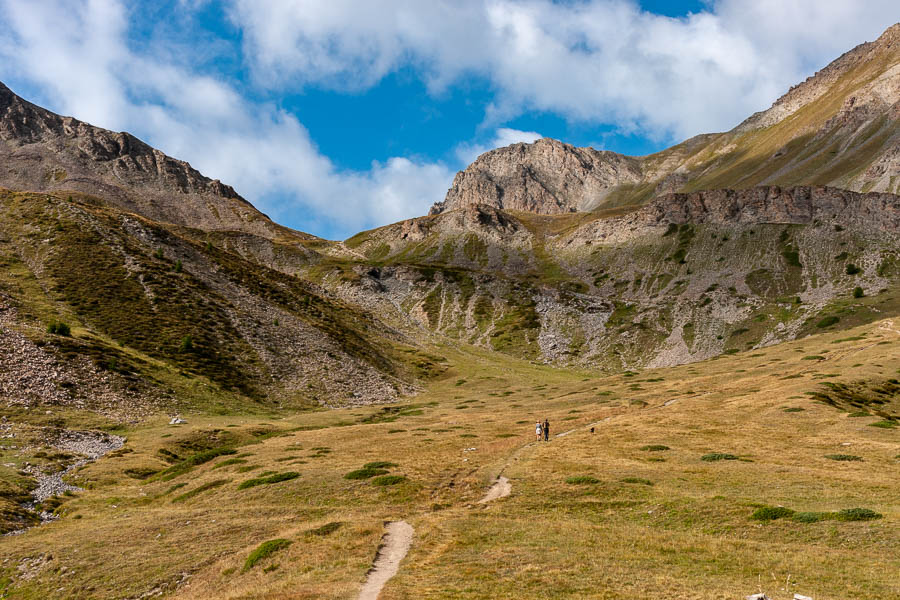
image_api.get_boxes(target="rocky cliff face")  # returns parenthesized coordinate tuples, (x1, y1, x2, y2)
(433, 23, 900, 216)
(0, 82, 299, 239)
(431, 138, 642, 215)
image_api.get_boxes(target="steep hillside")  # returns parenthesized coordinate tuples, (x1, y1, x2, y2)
(0, 189, 446, 416)
(330, 186, 900, 370)
(432, 23, 900, 215)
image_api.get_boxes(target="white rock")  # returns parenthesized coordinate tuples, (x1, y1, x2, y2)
(794, 595, 814, 600)
(746, 594, 770, 600)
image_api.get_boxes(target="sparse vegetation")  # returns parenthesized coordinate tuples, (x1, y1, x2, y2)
(237, 472, 299, 490)
(701, 453, 738, 462)
(243, 539, 292, 572)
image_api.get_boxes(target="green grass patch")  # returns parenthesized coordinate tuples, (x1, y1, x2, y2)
(565, 475, 600, 485)
(816, 316, 840, 328)
(869, 420, 897, 429)
(701, 453, 738, 462)
(238, 472, 300, 490)
(308, 522, 343, 537)
(243, 539, 292, 572)
(363, 461, 398, 469)
(620, 477, 653, 486)
(157, 447, 238, 481)
(824, 454, 862, 461)
(751, 506, 795, 521)
(372, 475, 407, 486)
(172, 479, 229, 503)
(344, 468, 389, 480)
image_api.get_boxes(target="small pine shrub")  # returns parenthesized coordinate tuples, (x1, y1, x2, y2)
(154, 248, 164, 260)
(243, 539, 292, 572)
(47, 321, 71, 336)
(174, 260, 183, 273)
(845, 264, 861, 275)
(751, 506, 795, 521)
(179, 335, 193, 352)
(853, 286, 864, 298)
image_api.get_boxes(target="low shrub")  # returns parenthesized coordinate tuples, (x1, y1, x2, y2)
(363, 461, 398, 469)
(238, 472, 300, 490)
(620, 477, 653, 486)
(640, 445, 670, 451)
(824, 454, 862, 461)
(853, 286, 864, 298)
(372, 475, 407, 486)
(701, 453, 738, 462)
(243, 539, 292, 572)
(751, 506, 795, 521)
(172, 479, 229, 503)
(344, 468, 388, 480)
(47, 321, 71, 336)
(869, 420, 897, 429)
(816, 316, 840, 328)
(834, 508, 881, 521)
(565, 475, 600, 485)
(123, 467, 159, 480)
(308, 522, 342, 536)
(845, 264, 861, 275)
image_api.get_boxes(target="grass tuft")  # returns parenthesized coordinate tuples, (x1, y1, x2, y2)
(565, 475, 600, 485)
(238, 472, 300, 490)
(372, 475, 407, 486)
(824, 454, 862, 461)
(308, 522, 343, 536)
(640, 444, 670, 451)
(701, 453, 738, 462)
(243, 539, 292, 572)
(751, 506, 795, 521)
(344, 468, 388, 480)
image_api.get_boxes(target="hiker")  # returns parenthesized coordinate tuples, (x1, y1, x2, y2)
(535, 421, 542, 441)
(543, 418, 550, 441)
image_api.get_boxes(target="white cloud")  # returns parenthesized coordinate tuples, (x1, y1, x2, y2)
(0, 0, 455, 238)
(230, 0, 900, 139)
(455, 127, 543, 164)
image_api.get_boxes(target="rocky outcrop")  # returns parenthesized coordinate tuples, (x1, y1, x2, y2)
(431, 138, 642, 215)
(0, 81, 295, 239)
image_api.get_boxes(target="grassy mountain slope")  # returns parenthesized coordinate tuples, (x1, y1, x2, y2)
(1, 317, 896, 598)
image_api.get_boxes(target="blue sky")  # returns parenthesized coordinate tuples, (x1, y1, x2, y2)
(1, 1, 898, 239)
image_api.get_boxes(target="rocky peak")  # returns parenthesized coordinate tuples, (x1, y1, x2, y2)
(431, 137, 642, 216)
(0, 81, 284, 238)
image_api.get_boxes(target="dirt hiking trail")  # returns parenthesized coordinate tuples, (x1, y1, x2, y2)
(358, 520, 413, 600)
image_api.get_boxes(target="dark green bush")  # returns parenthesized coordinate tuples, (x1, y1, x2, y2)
(363, 461, 398, 469)
(835, 508, 882, 521)
(824, 454, 862, 461)
(751, 506, 795, 521)
(853, 286, 864, 298)
(179, 335, 193, 352)
(47, 321, 71, 336)
(845, 264, 861, 275)
(372, 475, 406, 486)
(701, 453, 738, 462)
(344, 468, 388, 480)
(816, 316, 840, 328)
(238, 472, 300, 490)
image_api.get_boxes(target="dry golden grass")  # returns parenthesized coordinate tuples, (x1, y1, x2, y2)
(2, 321, 898, 599)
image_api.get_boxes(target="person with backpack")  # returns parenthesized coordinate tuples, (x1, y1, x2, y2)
(543, 418, 550, 441)
(535, 421, 542, 441)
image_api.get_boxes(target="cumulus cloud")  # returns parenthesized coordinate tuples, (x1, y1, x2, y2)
(0, 0, 455, 238)
(231, 0, 900, 139)
(455, 127, 543, 164)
